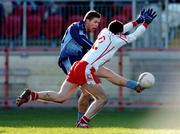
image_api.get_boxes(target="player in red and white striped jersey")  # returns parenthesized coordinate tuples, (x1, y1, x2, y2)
(82, 22, 147, 73)
(16, 8, 157, 128)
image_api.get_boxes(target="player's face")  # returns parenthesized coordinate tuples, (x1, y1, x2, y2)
(85, 17, 101, 32)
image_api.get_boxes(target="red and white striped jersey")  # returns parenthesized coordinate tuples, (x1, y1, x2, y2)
(82, 22, 147, 71)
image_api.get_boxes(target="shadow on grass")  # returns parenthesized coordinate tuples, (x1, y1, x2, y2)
(0, 131, 6, 134)
(0, 108, 180, 129)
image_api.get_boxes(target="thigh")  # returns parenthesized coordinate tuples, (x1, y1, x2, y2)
(95, 66, 127, 86)
(95, 66, 115, 78)
(58, 80, 79, 100)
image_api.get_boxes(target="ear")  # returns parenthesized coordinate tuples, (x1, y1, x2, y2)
(85, 19, 90, 23)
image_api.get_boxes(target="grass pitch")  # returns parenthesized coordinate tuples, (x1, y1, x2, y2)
(0, 108, 180, 134)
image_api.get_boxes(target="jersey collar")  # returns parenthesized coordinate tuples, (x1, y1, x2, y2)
(79, 20, 87, 34)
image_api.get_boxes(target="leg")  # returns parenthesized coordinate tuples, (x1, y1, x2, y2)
(77, 89, 92, 121)
(38, 80, 78, 103)
(76, 66, 127, 125)
(16, 80, 78, 106)
(59, 57, 92, 122)
(76, 83, 107, 128)
(95, 66, 127, 86)
(95, 66, 144, 93)
(81, 84, 108, 119)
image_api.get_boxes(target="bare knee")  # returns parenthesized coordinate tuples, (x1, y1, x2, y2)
(97, 95, 108, 105)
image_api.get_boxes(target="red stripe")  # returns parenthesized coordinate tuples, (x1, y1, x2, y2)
(90, 41, 112, 65)
(31, 92, 38, 100)
(132, 21, 138, 27)
(91, 46, 115, 66)
(83, 116, 90, 122)
(142, 22, 149, 28)
(80, 116, 90, 124)
(118, 35, 128, 44)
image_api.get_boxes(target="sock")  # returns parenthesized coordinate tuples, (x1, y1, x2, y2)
(30, 91, 39, 101)
(77, 112, 84, 123)
(80, 116, 90, 124)
(126, 80, 138, 90)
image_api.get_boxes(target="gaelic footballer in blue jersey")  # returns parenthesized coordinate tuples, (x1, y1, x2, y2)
(58, 10, 101, 74)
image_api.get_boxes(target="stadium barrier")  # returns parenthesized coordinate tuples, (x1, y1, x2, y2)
(1, 48, 180, 109)
(118, 48, 180, 109)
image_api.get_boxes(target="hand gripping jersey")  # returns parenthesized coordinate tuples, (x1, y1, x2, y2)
(67, 22, 147, 85)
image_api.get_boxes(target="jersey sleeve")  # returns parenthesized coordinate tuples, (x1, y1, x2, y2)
(70, 24, 93, 50)
(123, 21, 138, 34)
(125, 22, 147, 43)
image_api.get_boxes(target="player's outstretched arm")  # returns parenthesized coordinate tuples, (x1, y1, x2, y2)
(123, 8, 146, 33)
(126, 8, 157, 43)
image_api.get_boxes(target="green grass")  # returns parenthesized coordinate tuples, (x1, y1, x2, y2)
(0, 108, 180, 134)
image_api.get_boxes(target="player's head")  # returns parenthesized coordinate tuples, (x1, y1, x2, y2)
(108, 20, 123, 34)
(83, 10, 101, 32)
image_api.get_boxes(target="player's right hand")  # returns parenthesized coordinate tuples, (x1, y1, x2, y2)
(144, 8, 157, 24)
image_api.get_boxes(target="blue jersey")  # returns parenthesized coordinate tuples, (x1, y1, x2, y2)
(59, 20, 93, 60)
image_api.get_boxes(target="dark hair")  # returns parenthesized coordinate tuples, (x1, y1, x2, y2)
(108, 20, 123, 34)
(83, 10, 101, 21)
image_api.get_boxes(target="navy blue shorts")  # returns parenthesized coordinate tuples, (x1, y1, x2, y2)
(58, 56, 82, 75)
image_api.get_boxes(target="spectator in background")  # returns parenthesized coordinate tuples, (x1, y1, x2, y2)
(0, 2, 5, 24)
(43, 0, 61, 22)
(0, 1, 13, 17)
(27, 0, 38, 14)
(0, 0, 17, 26)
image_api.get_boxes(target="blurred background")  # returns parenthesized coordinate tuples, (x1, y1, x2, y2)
(0, 0, 180, 110)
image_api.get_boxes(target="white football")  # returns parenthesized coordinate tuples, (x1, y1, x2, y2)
(138, 72, 155, 89)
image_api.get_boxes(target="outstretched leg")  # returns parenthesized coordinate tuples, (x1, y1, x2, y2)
(38, 80, 78, 103)
(16, 80, 78, 106)
(95, 66, 144, 92)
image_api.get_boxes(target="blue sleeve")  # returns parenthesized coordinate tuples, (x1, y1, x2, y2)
(70, 24, 93, 50)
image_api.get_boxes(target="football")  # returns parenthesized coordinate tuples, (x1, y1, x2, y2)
(138, 72, 155, 89)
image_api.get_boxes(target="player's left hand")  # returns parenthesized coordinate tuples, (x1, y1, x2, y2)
(144, 8, 157, 24)
(136, 8, 146, 24)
